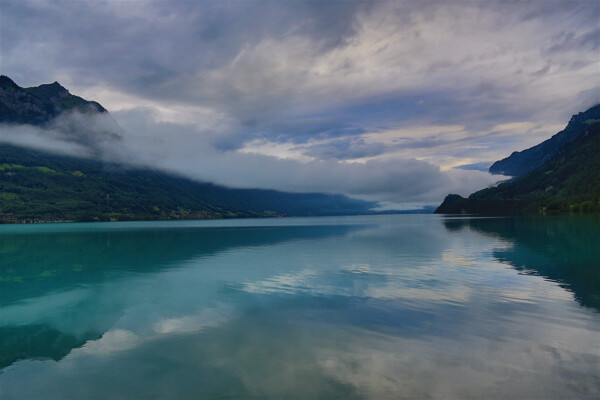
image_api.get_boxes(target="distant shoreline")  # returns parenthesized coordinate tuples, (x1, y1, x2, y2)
(0, 209, 439, 225)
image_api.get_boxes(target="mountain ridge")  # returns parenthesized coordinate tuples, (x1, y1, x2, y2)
(0, 75, 106, 126)
(489, 104, 600, 177)
(436, 106, 600, 215)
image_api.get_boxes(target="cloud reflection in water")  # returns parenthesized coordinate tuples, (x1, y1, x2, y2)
(1, 216, 598, 399)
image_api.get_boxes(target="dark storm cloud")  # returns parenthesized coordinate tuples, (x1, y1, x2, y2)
(1, 1, 367, 91)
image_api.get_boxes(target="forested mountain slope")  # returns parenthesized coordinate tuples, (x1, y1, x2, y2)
(489, 104, 600, 177)
(0, 144, 375, 223)
(436, 117, 600, 215)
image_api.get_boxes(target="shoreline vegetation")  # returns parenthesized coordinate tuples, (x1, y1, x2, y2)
(0, 211, 286, 225)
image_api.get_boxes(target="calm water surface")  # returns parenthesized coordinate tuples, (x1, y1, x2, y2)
(1, 215, 599, 399)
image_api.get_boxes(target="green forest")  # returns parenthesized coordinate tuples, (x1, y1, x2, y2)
(0, 144, 373, 223)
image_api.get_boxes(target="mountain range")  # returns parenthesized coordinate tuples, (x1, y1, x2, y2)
(0, 76, 375, 223)
(3, 75, 598, 221)
(436, 104, 600, 214)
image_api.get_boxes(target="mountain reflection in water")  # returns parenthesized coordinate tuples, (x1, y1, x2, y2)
(443, 215, 600, 312)
(0, 221, 363, 368)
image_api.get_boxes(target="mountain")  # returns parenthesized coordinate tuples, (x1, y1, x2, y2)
(436, 110, 600, 215)
(0, 75, 106, 126)
(0, 144, 375, 223)
(0, 77, 375, 222)
(489, 104, 600, 176)
(1, 76, 122, 151)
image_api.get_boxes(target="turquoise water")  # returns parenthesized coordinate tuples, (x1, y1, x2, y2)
(1, 214, 599, 399)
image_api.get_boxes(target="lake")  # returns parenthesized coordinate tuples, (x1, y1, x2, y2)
(1, 214, 599, 399)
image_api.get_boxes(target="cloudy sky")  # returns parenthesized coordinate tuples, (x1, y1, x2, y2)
(1, 0, 598, 208)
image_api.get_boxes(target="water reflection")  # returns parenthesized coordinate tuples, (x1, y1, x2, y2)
(0, 222, 363, 369)
(443, 215, 600, 311)
(1, 215, 598, 399)
(1, 223, 361, 304)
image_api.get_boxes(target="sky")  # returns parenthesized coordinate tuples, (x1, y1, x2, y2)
(1, 0, 599, 209)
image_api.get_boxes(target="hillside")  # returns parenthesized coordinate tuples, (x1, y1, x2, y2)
(436, 119, 600, 215)
(0, 144, 375, 223)
(489, 104, 600, 176)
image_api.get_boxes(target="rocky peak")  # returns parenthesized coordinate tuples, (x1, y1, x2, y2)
(0, 75, 107, 125)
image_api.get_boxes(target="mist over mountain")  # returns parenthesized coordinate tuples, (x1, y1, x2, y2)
(0, 143, 378, 223)
(0, 76, 379, 222)
(0, 76, 123, 158)
(1, 76, 502, 210)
